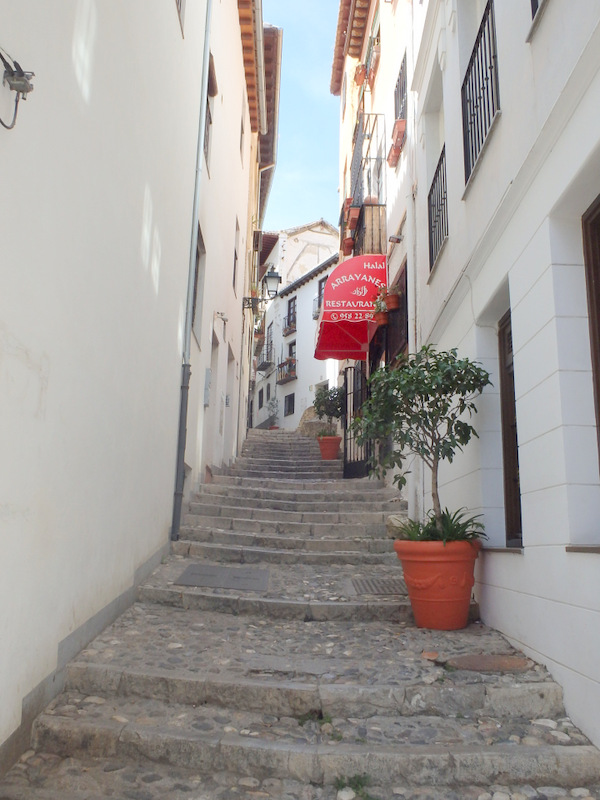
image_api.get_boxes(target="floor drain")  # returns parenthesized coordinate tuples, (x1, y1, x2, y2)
(352, 577, 407, 596)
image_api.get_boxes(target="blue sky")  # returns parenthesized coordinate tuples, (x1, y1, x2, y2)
(261, 0, 341, 232)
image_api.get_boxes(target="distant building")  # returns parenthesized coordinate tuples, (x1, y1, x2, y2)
(252, 254, 340, 431)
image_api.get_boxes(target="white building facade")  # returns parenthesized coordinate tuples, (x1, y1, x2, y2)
(252, 254, 340, 431)
(332, 0, 600, 746)
(0, 0, 280, 772)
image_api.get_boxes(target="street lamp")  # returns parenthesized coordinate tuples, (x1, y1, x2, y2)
(242, 265, 282, 311)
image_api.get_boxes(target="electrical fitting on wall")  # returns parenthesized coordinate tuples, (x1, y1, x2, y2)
(0, 46, 34, 130)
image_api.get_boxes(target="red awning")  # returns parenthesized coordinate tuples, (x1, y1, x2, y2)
(314, 254, 387, 361)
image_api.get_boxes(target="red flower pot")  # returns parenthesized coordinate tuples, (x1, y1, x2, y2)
(317, 435, 341, 460)
(393, 539, 482, 630)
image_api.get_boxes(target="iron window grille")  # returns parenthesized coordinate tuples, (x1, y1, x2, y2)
(428, 145, 448, 269)
(461, 0, 500, 182)
(394, 53, 407, 122)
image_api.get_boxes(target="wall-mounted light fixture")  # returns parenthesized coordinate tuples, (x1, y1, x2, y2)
(242, 265, 282, 312)
(0, 47, 34, 130)
(389, 234, 403, 244)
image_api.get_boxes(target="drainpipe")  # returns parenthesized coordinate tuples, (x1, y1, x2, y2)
(171, 0, 214, 542)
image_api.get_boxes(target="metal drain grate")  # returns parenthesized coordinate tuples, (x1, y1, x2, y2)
(352, 577, 407, 596)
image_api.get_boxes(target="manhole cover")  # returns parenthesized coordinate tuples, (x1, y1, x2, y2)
(445, 654, 534, 673)
(175, 564, 269, 592)
(352, 577, 407, 596)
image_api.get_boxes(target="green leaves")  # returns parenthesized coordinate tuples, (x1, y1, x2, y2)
(314, 385, 345, 425)
(397, 508, 487, 543)
(352, 345, 492, 534)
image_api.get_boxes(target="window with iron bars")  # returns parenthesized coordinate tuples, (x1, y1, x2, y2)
(428, 146, 448, 269)
(394, 53, 407, 122)
(461, 0, 500, 182)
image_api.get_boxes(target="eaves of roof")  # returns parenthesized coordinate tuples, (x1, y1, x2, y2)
(278, 254, 339, 297)
(330, 0, 373, 96)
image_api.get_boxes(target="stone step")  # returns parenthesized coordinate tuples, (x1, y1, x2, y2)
(176, 528, 393, 552)
(196, 481, 399, 505)
(172, 539, 396, 565)
(209, 473, 388, 493)
(181, 515, 387, 538)
(222, 468, 343, 481)
(31, 693, 600, 788)
(4, 756, 600, 800)
(186, 502, 390, 526)
(192, 488, 403, 513)
(62, 604, 566, 722)
(137, 555, 411, 622)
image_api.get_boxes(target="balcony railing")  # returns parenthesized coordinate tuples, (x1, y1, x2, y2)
(428, 145, 448, 269)
(461, 0, 500, 181)
(353, 202, 387, 257)
(282, 314, 296, 336)
(256, 341, 274, 372)
(276, 358, 297, 384)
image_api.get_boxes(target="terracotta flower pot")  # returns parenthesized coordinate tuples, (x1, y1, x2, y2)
(373, 310, 389, 326)
(317, 435, 341, 460)
(384, 293, 400, 310)
(393, 539, 482, 630)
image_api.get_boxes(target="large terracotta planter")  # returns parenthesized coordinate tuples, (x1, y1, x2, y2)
(393, 539, 482, 630)
(318, 435, 342, 460)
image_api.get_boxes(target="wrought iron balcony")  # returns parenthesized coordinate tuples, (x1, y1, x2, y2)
(276, 357, 297, 385)
(353, 202, 387, 257)
(340, 113, 387, 256)
(282, 313, 297, 336)
(256, 341, 274, 372)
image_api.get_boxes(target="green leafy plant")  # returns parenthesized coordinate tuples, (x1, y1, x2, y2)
(373, 285, 388, 312)
(314, 385, 345, 436)
(334, 774, 380, 800)
(352, 345, 491, 536)
(395, 508, 486, 544)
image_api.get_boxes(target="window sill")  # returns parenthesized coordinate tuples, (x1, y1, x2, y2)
(461, 110, 502, 201)
(427, 236, 449, 283)
(565, 545, 600, 554)
(482, 546, 524, 554)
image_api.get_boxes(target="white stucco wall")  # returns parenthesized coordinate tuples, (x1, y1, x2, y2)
(0, 0, 208, 758)
(183, 0, 259, 485)
(409, 0, 600, 745)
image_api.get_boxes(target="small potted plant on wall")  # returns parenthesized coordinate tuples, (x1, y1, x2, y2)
(373, 287, 389, 325)
(314, 385, 345, 460)
(353, 345, 492, 630)
(383, 283, 402, 310)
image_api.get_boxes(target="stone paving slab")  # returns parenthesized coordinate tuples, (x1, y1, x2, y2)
(144, 555, 408, 604)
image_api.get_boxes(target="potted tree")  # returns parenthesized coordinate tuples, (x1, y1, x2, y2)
(353, 345, 492, 630)
(313, 385, 345, 460)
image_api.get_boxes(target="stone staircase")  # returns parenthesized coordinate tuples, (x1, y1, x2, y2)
(1, 429, 600, 800)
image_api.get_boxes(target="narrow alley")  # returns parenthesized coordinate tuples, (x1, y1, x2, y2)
(1, 430, 599, 800)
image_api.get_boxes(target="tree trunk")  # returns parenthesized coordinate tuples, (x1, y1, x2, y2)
(431, 457, 442, 531)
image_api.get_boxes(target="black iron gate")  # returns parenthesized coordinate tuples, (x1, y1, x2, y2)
(343, 364, 372, 478)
